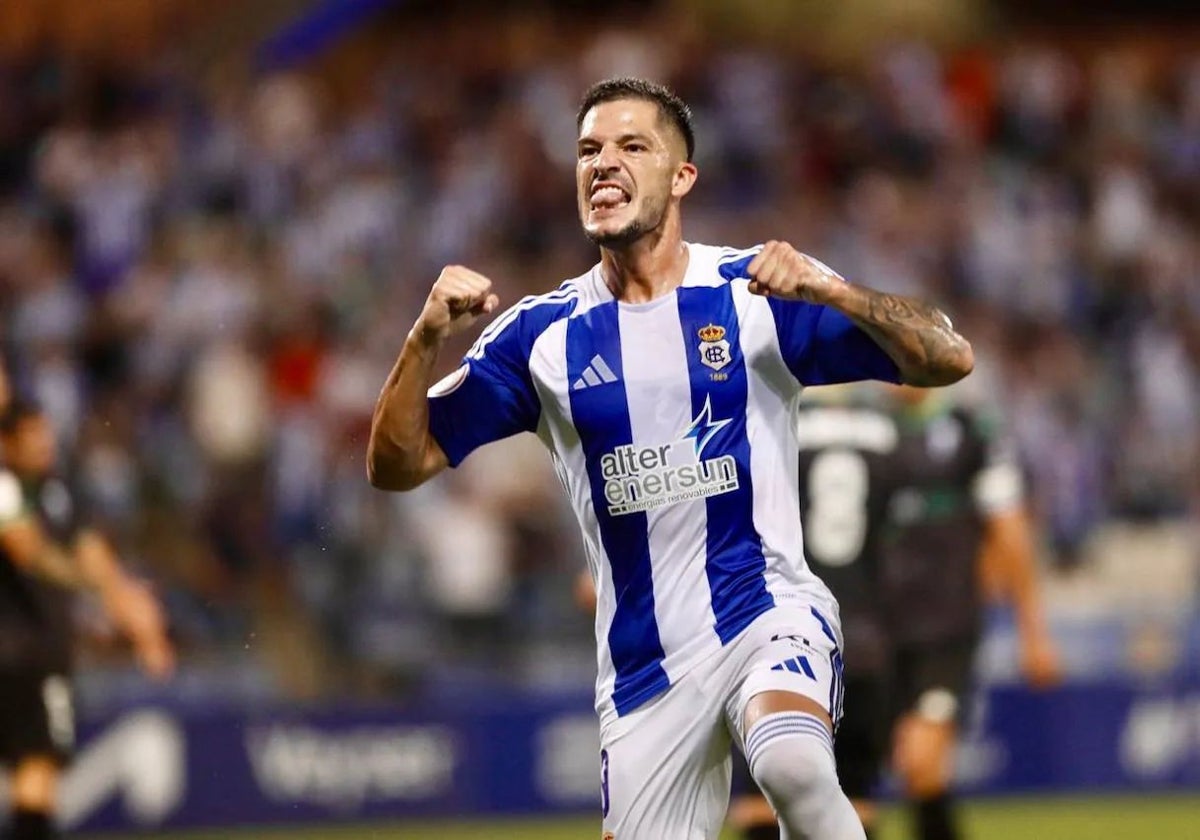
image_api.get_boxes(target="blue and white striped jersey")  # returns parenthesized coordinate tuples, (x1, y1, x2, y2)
(428, 243, 902, 723)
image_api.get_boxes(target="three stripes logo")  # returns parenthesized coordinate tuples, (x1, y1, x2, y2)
(572, 354, 619, 391)
(771, 655, 816, 680)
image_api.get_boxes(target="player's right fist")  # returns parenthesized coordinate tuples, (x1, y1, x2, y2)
(415, 265, 500, 345)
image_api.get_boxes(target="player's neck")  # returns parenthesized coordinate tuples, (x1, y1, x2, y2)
(599, 227, 689, 305)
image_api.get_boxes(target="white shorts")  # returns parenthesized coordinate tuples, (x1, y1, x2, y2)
(599, 603, 845, 840)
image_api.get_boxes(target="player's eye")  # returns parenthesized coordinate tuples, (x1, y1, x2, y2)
(578, 145, 599, 159)
(624, 142, 647, 153)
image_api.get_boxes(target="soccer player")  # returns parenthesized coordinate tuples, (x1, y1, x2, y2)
(0, 400, 174, 840)
(731, 386, 1060, 840)
(367, 77, 973, 840)
(879, 385, 1058, 840)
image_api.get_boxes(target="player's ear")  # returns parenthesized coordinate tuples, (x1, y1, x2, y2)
(672, 161, 697, 198)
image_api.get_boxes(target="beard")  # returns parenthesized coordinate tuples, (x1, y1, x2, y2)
(585, 217, 648, 247)
(582, 193, 668, 248)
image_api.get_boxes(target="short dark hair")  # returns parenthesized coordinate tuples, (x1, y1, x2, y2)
(577, 77, 696, 162)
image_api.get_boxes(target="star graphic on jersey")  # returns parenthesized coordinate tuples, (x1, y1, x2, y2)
(681, 395, 731, 458)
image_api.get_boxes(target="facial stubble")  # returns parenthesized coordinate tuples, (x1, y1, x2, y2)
(582, 187, 670, 248)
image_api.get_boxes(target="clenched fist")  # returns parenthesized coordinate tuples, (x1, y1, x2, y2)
(415, 265, 501, 345)
(745, 241, 843, 305)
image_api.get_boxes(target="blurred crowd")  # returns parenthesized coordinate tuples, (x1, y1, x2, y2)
(0, 11, 1197, 703)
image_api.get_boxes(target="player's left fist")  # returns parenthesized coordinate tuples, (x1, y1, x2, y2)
(745, 241, 843, 304)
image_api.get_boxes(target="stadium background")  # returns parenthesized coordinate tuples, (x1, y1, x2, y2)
(0, 0, 1198, 837)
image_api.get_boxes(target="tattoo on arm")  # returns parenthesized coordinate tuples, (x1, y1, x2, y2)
(839, 286, 974, 386)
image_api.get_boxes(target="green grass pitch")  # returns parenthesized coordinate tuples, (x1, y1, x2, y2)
(81, 795, 1200, 840)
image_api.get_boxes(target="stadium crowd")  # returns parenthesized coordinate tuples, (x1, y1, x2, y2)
(0, 13, 1196, 704)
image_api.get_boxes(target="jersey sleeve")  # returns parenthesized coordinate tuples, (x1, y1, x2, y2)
(718, 249, 902, 386)
(426, 302, 544, 468)
(966, 409, 1025, 515)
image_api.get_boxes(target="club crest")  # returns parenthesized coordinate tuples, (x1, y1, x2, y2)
(697, 323, 731, 372)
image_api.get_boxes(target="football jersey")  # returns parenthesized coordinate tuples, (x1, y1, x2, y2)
(0, 470, 82, 671)
(794, 398, 899, 673)
(878, 401, 1023, 645)
(428, 243, 902, 721)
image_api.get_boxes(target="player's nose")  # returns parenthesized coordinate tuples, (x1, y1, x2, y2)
(593, 142, 621, 172)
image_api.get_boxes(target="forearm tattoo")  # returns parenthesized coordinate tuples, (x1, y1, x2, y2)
(845, 288, 973, 386)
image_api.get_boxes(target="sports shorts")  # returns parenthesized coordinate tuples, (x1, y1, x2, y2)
(0, 666, 76, 766)
(833, 670, 892, 799)
(892, 636, 979, 726)
(599, 603, 844, 840)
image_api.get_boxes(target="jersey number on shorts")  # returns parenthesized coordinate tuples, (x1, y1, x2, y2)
(804, 448, 869, 567)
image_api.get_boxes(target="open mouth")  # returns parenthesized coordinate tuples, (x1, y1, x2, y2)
(590, 181, 631, 211)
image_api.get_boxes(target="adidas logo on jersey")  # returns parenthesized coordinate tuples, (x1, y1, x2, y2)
(571, 354, 618, 390)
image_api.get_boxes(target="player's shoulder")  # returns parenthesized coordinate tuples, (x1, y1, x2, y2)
(705, 243, 842, 311)
(668, 242, 766, 288)
(708, 242, 838, 274)
(705, 243, 762, 278)
(513, 273, 589, 314)
(466, 275, 588, 361)
(712, 242, 764, 261)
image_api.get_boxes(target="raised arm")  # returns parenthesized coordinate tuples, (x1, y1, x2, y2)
(367, 265, 499, 491)
(745, 241, 974, 387)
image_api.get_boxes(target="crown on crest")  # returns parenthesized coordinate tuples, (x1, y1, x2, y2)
(698, 323, 726, 342)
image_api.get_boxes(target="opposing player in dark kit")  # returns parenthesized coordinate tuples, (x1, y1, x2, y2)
(879, 386, 1058, 840)
(729, 385, 1058, 840)
(0, 400, 174, 840)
